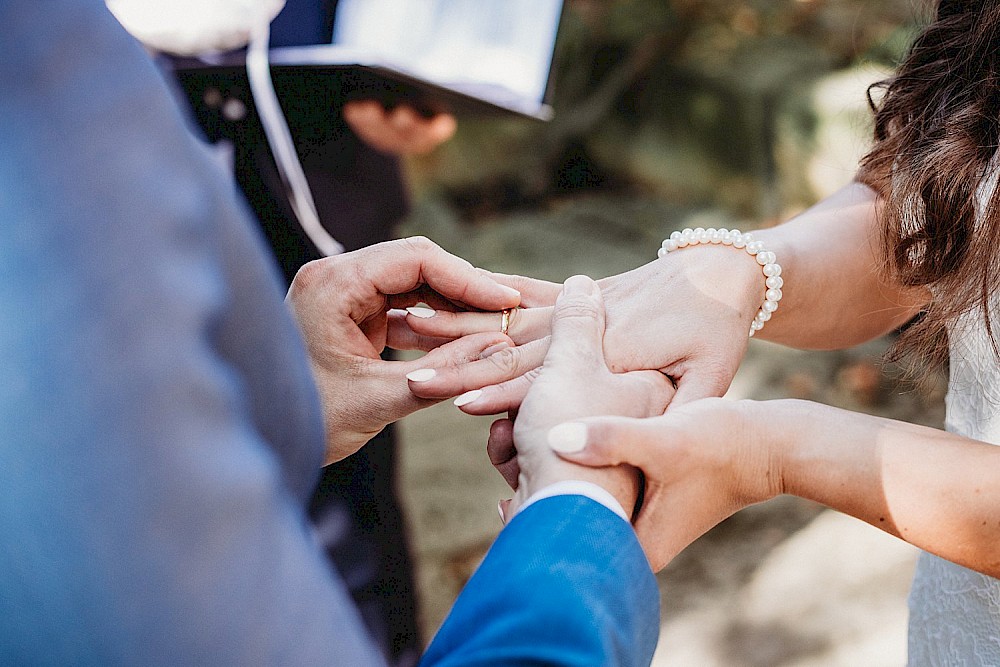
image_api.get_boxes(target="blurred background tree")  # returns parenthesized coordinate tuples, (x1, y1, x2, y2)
(409, 0, 922, 223)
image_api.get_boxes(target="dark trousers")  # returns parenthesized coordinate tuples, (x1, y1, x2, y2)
(172, 65, 420, 665)
(310, 428, 420, 666)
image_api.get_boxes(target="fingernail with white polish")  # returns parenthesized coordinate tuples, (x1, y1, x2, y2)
(562, 274, 593, 294)
(406, 368, 437, 382)
(548, 422, 588, 454)
(454, 389, 483, 407)
(499, 285, 522, 301)
(497, 500, 506, 524)
(479, 342, 511, 360)
(406, 306, 436, 319)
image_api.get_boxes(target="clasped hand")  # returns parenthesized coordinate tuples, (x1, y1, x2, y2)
(487, 275, 675, 522)
(286, 239, 778, 572)
(478, 275, 778, 571)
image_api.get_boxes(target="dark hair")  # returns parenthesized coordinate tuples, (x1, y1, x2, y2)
(857, 0, 1000, 371)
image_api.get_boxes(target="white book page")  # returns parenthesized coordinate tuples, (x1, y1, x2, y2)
(332, 0, 562, 105)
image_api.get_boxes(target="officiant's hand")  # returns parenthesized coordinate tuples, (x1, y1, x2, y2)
(286, 237, 519, 465)
(403, 246, 762, 412)
(344, 100, 457, 155)
(545, 398, 781, 571)
(490, 275, 674, 522)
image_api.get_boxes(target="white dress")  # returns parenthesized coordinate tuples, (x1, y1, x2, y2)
(906, 298, 1000, 665)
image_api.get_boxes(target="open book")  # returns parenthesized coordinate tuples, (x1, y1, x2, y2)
(177, 0, 564, 121)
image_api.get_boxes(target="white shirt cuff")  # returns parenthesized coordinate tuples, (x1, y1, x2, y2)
(515, 480, 630, 523)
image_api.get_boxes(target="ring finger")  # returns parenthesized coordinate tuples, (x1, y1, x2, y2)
(405, 305, 553, 345)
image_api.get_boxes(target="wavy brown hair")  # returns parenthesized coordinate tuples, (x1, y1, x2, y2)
(857, 0, 1000, 371)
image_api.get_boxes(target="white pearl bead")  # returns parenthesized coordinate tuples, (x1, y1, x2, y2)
(656, 230, 781, 339)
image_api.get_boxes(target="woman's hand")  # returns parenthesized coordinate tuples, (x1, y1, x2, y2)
(286, 237, 520, 464)
(490, 275, 676, 521)
(548, 396, 1000, 579)
(404, 244, 763, 413)
(546, 398, 782, 571)
(403, 184, 933, 415)
(343, 100, 457, 156)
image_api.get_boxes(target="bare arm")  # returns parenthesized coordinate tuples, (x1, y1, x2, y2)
(403, 181, 931, 410)
(775, 400, 1000, 576)
(549, 398, 1000, 576)
(754, 182, 929, 349)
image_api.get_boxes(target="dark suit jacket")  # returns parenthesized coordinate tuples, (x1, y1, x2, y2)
(173, 0, 408, 283)
(0, 1, 660, 664)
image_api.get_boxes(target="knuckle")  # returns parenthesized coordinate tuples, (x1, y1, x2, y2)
(485, 347, 522, 377)
(290, 257, 326, 290)
(522, 367, 542, 383)
(555, 297, 602, 322)
(401, 235, 437, 253)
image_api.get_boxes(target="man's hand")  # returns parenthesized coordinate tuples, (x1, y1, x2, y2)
(491, 275, 675, 521)
(343, 100, 457, 156)
(285, 237, 521, 464)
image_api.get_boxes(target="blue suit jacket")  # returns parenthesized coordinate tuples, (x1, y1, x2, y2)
(0, 1, 660, 664)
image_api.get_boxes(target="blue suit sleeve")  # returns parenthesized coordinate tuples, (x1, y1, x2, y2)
(421, 496, 661, 667)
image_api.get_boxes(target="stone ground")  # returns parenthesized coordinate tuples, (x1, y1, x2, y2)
(393, 192, 946, 666)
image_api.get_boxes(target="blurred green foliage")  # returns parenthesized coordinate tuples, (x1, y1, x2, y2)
(410, 0, 923, 221)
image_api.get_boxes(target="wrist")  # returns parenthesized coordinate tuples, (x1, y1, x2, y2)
(658, 228, 783, 337)
(759, 398, 833, 498)
(516, 455, 639, 519)
(734, 398, 799, 501)
(649, 240, 763, 327)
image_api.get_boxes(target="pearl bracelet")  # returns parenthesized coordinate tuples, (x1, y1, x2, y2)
(658, 227, 782, 337)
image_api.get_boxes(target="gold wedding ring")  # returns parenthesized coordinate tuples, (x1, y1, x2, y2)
(500, 308, 513, 335)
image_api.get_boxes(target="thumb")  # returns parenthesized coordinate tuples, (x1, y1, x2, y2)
(545, 275, 607, 370)
(546, 416, 661, 471)
(670, 367, 733, 407)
